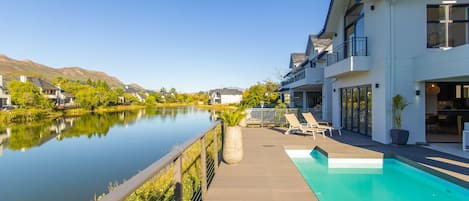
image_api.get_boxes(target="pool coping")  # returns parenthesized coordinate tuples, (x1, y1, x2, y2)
(285, 146, 469, 190)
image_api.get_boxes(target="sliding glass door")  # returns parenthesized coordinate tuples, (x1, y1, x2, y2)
(341, 85, 372, 136)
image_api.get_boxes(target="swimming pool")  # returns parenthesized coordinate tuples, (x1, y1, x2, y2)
(288, 150, 469, 201)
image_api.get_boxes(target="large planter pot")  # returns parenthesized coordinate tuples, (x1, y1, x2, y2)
(390, 129, 409, 145)
(223, 126, 243, 164)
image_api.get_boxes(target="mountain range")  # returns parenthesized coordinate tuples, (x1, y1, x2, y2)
(0, 54, 128, 88)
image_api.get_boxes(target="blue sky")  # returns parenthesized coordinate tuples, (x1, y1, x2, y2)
(0, 0, 329, 92)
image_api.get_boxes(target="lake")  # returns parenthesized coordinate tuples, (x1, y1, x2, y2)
(0, 107, 215, 201)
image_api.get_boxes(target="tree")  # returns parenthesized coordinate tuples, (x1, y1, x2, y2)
(160, 87, 167, 94)
(75, 86, 100, 110)
(7, 80, 51, 108)
(242, 81, 280, 107)
(145, 95, 157, 105)
(123, 93, 139, 104)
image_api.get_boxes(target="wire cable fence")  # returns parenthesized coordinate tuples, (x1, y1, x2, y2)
(97, 123, 223, 201)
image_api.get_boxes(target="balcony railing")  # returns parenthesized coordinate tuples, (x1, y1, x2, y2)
(327, 37, 367, 66)
(281, 69, 306, 86)
(99, 122, 222, 201)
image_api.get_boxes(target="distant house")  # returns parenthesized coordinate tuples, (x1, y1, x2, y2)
(19, 75, 73, 106)
(124, 85, 145, 102)
(209, 88, 243, 104)
(0, 75, 11, 108)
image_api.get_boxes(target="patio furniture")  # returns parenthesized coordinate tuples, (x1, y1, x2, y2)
(302, 112, 341, 136)
(284, 113, 327, 140)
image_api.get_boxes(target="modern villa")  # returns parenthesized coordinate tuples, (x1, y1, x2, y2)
(281, 0, 469, 145)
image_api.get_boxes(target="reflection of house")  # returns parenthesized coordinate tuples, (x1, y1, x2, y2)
(209, 88, 243, 104)
(0, 75, 11, 108)
(0, 128, 11, 157)
(19, 75, 74, 106)
(281, 1, 469, 145)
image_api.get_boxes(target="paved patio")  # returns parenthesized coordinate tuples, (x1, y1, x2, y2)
(206, 128, 469, 201)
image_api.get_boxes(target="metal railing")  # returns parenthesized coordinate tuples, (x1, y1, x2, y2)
(281, 69, 306, 87)
(305, 108, 322, 121)
(327, 37, 367, 66)
(99, 122, 222, 201)
(245, 108, 300, 127)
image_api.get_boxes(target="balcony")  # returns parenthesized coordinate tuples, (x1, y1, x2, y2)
(414, 44, 469, 81)
(324, 37, 371, 78)
(281, 67, 324, 89)
(281, 69, 306, 87)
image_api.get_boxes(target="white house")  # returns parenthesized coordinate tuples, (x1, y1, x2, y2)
(19, 75, 74, 106)
(0, 75, 11, 108)
(124, 85, 145, 102)
(282, 0, 469, 145)
(209, 88, 243, 104)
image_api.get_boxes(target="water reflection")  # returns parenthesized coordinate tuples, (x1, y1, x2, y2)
(0, 106, 214, 201)
(0, 107, 206, 155)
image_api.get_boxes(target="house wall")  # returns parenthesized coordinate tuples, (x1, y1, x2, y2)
(220, 95, 242, 104)
(330, 0, 392, 143)
(328, 0, 469, 144)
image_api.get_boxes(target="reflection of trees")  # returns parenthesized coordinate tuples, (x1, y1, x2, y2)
(3, 107, 208, 151)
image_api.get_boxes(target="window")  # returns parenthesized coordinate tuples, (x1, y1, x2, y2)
(341, 85, 372, 136)
(427, 4, 469, 48)
(344, 3, 365, 57)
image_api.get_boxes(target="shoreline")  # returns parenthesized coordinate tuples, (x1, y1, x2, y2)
(0, 103, 234, 125)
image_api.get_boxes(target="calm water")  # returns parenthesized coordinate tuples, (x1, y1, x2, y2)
(0, 107, 215, 201)
(291, 151, 469, 201)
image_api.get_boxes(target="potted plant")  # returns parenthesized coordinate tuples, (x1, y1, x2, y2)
(218, 108, 247, 164)
(391, 94, 410, 145)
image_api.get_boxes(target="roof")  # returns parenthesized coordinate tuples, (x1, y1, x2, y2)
(27, 77, 57, 90)
(209, 88, 243, 96)
(124, 85, 139, 94)
(290, 53, 306, 64)
(318, 0, 335, 38)
(62, 91, 74, 98)
(310, 35, 332, 51)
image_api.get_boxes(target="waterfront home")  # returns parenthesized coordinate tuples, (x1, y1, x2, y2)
(281, 0, 469, 145)
(0, 75, 11, 108)
(19, 75, 65, 106)
(124, 85, 145, 102)
(209, 88, 243, 104)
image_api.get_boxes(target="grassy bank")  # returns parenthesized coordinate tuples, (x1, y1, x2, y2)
(0, 109, 63, 124)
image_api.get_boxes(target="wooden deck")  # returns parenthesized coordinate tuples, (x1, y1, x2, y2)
(206, 128, 469, 201)
(206, 128, 381, 201)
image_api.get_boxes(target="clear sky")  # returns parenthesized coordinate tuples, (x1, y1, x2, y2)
(0, 0, 330, 92)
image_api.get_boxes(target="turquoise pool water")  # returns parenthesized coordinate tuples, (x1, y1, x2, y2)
(290, 151, 469, 201)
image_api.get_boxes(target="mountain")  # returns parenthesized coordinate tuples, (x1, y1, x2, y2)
(0, 54, 124, 88)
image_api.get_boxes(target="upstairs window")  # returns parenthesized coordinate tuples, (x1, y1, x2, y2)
(427, 4, 469, 48)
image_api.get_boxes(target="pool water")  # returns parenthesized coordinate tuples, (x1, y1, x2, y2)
(289, 150, 469, 201)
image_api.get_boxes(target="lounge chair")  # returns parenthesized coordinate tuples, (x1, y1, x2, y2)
(302, 112, 341, 136)
(284, 113, 327, 140)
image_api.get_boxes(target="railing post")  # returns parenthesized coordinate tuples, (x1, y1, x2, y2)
(174, 156, 183, 201)
(200, 137, 208, 200)
(365, 37, 368, 56)
(214, 127, 220, 172)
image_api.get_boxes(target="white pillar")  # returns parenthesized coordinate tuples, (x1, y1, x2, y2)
(322, 79, 333, 121)
(303, 91, 308, 112)
(289, 89, 295, 108)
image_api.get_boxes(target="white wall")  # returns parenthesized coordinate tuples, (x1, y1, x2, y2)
(220, 95, 242, 104)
